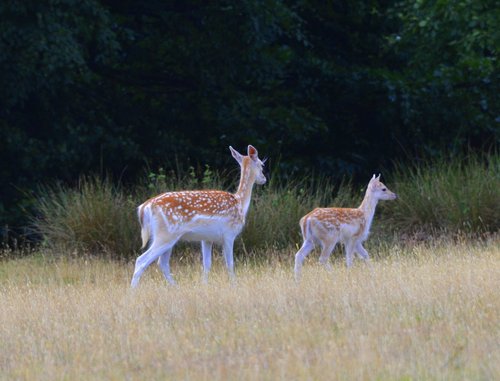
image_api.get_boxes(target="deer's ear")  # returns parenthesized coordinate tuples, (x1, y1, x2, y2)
(248, 145, 258, 161)
(368, 174, 377, 188)
(376, 173, 381, 180)
(229, 146, 243, 164)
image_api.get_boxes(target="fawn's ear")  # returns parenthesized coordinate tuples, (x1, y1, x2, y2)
(248, 145, 259, 161)
(229, 146, 243, 165)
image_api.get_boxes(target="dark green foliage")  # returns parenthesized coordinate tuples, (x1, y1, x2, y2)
(0, 0, 121, 232)
(1, 0, 498, 236)
(386, 0, 499, 153)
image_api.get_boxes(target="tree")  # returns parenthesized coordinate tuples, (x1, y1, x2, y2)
(0, 0, 497, 238)
(0, 0, 121, 231)
(386, 0, 499, 153)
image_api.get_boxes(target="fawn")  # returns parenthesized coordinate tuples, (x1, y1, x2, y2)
(294, 174, 396, 280)
(131, 145, 266, 287)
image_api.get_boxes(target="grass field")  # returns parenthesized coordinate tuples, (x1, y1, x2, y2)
(1, 238, 499, 380)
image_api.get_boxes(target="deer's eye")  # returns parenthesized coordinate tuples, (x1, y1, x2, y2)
(382, 188, 387, 191)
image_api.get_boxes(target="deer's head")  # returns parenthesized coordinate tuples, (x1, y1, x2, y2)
(368, 174, 397, 201)
(229, 145, 266, 185)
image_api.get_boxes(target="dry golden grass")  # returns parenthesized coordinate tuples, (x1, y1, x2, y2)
(0, 239, 499, 380)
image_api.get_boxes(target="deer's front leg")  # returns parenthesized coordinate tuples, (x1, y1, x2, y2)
(355, 241, 374, 270)
(355, 242, 370, 261)
(222, 236, 236, 281)
(201, 241, 213, 283)
(345, 240, 356, 268)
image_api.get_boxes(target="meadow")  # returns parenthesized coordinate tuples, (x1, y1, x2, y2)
(1, 153, 499, 380)
(1, 238, 498, 380)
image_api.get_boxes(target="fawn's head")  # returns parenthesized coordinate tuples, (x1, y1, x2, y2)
(229, 145, 267, 185)
(368, 174, 397, 201)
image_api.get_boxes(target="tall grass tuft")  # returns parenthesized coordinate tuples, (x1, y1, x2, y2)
(33, 176, 140, 259)
(385, 153, 500, 234)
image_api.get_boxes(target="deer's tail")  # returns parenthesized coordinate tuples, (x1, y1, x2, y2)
(137, 203, 152, 249)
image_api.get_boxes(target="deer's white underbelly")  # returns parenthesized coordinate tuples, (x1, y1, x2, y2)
(311, 220, 367, 245)
(179, 216, 242, 243)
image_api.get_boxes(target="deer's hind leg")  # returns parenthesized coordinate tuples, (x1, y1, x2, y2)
(131, 234, 180, 288)
(157, 247, 176, 285)
(222, 235, 237, 282)
(294, 239, 315, 281)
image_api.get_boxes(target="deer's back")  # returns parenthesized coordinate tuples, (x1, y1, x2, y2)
(143, 190, 239, 220)
(302, 207, 366, 241)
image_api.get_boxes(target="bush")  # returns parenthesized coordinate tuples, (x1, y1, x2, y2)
(33, 177, 140, 259)
(384, 153, 500, 234)
(32, 154, 499, 259)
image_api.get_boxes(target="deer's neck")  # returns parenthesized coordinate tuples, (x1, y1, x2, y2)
(358, 190, 379, 234)
(235, 160, 256, 217)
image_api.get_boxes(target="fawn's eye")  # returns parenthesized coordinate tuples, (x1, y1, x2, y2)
(382, 188, 387, 191)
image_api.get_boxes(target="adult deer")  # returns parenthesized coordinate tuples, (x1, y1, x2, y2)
(294, 174, 397, 281)
(131, 145, 266, 287)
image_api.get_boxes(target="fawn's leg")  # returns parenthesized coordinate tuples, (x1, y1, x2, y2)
(319, 240, 337, 271)
(294, 240, 314, 281)
(355, 242, 374, 270)
(345, 240, 356, 268)
(355, 242, 370, 261)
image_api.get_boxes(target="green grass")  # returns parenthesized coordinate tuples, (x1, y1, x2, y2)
(32, 153, 500, 259)
(33, 177, 140, 259)
(385, 153, 500, 234)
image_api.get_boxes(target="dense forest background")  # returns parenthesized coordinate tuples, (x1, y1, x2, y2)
(1, 0, 498, 239)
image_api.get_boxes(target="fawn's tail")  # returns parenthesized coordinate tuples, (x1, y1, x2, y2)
(299, 215, 312, 242)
